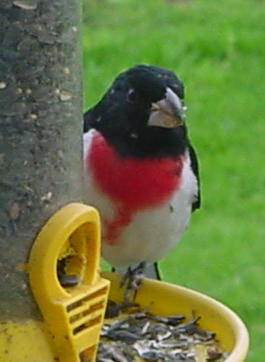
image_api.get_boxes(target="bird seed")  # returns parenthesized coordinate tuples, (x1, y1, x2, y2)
(97, 302, 229, 362)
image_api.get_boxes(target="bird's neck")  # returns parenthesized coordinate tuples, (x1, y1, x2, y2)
(97, 125, 188, 159)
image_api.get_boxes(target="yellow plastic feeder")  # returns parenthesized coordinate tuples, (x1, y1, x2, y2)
(29, 203, 110, 362)
(24, 202, 248, 362)
(103, 272, 249, 362)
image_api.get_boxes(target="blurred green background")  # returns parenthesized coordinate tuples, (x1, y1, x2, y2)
(82, 1, 265, 360)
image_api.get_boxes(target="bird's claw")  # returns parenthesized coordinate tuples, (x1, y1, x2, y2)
(120, 261, 146, 302)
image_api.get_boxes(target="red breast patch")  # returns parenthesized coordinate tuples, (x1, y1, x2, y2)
(87, 132, 183, 244)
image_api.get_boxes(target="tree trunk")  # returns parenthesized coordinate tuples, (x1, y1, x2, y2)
(0, 0, 83, 320)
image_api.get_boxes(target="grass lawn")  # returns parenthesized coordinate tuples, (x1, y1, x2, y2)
(82, 1, 265, 360)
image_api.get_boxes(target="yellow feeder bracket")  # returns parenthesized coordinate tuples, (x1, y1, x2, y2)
(29, 203, 110, 362)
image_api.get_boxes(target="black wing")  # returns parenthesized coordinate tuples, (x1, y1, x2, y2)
(84, 103, 99, 132)
(188, 143, 201, 212)
(83, 108, 93, 132)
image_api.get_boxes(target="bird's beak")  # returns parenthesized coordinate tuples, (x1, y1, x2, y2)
(148, 87, 185, 128)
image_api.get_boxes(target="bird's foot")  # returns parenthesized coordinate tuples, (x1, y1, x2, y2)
(120, 261, 146, 302)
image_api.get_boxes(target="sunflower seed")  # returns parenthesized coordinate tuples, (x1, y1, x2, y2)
(97, 302, 229, 361)
(13, 0, 38, 10)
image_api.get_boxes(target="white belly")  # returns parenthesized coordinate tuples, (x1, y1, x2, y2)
(101, 188, 193, 267)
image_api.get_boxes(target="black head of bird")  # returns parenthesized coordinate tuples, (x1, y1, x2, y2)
(84, 64, 188, 158)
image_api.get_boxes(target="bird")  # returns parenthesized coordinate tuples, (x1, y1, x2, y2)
(83, 64, 200, 297)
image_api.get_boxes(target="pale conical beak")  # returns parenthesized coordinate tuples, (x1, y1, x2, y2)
(148, 87, 185, 128)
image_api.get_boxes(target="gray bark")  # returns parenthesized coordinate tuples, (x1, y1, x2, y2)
(0, 0, 83, 319)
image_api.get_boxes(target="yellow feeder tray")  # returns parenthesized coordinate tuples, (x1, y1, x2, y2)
(2, 202, 248, 362)
(103, 272, 249, 362)
(29, 203, 110, 362)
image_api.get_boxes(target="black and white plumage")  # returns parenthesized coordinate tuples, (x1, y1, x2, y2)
(83, 65, 200, 275)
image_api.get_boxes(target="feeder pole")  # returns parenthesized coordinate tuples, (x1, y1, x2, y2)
(0, 0, 83, 321)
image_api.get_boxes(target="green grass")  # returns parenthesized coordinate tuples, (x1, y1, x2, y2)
(82, 1, 265, 360)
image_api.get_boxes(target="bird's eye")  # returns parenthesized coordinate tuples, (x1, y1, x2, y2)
(127, 88, 137, 103)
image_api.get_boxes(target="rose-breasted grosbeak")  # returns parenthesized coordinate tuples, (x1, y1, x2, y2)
(83, 64, 200, 286)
